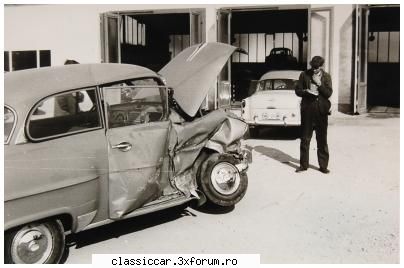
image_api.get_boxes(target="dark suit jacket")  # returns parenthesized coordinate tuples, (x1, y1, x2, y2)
(295, 69, 333, 115)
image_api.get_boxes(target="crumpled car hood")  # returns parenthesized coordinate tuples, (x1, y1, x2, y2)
(159, 42, 237, 117)
(168, 109, 248, 197)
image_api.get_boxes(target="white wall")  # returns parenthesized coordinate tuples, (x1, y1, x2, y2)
(6, 5, 104, 65)
(5, 4, 223, 66)
(5, 4, 356, 111)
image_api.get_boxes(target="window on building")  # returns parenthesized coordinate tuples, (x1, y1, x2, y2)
(368, 31, 400, 63)
(4, 50, 51, 72)
(12, 50, 37, 71)
(4, 52, 10, 72)
(40, 50, 51, 67)
(169, 34, 190, 58)
(120, 15, 146, 46)
(27, 88, 101, 141)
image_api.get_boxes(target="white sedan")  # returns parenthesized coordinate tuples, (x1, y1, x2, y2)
(241, 70, 301, 133)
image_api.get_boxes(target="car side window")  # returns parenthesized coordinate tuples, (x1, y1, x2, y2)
(264, 80, 273, 91)
(4, 106, 16, 144)
(103, 78, 167, 128)
(257, 81, 264, 92)
(27, 88, 101, 141)
(270, 79, 298, 90)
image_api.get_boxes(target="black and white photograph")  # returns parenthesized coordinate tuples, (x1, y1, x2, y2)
(3, 2, 400, 265)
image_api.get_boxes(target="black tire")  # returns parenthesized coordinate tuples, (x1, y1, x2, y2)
(5, 219, 65, 264)
(198, 154, 248, 207)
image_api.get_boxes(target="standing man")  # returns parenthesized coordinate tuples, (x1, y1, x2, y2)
(295, 56, 332, 174)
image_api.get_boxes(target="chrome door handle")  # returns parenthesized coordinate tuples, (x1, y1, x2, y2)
(111, 142, 132, 152)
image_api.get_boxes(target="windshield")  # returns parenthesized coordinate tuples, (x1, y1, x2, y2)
(257, 79, 298, 91)
(271, 49, 291, 56)
(4, 106, 16, 143)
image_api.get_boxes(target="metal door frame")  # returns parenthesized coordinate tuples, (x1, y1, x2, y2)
(101, 12, 121, 63)
(353, 4, 370, 114)
(309, 7, 334, 75)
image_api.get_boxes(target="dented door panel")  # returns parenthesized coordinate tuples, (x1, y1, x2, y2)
(107, 122, 170, 219)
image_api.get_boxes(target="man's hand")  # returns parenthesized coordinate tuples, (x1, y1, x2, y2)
(304, 89, 319, 96)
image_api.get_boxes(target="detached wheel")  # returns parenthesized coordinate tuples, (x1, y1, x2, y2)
(198, 154, 248, 207)
(5, 220, 65, 264)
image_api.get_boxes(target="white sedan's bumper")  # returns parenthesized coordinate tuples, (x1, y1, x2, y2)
(243, 109, 300, 127)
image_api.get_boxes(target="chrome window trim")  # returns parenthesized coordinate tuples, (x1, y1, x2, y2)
(4, 104, 17, 145)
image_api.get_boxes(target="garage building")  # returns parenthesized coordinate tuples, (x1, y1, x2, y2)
(4, 4, 400, 114)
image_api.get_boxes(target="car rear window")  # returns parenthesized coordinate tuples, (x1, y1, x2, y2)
(4, 106, 16, 143)
(27, 88, 102, 141)
(259, 79, 298, 91)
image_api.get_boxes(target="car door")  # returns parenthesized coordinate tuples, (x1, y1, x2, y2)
(5, 88, 108, 230)
(102, 78, 171, 219)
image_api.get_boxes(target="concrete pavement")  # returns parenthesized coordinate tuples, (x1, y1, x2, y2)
(65, 113, 399, 264)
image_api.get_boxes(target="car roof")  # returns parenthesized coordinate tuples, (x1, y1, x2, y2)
(271, 47, 292, 51)
(5, 63, 158, 108)
(260, 70, 301, 80)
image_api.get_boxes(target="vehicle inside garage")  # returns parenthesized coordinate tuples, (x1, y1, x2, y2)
(219, 8, 309, 102)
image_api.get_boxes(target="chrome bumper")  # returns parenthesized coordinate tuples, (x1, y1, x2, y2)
(235, 148, 252, 173)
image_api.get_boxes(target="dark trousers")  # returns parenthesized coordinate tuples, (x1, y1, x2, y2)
(300, 102, 329, 169)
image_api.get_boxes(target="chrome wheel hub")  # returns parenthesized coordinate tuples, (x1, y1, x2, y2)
(211, 162, 241, 195)
(11, 224, 53, 264)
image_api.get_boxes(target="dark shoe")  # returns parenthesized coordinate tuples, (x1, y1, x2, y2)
(319, 168, 330, 174)
(295, 167, 308, 173)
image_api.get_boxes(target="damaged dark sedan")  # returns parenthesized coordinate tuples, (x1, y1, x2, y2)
(4, 43, 250, 264)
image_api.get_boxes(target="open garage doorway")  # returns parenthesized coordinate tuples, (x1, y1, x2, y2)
(101, 9, 204, 72)
(367, 6, 400, 109)
(218, 7, 310, 103)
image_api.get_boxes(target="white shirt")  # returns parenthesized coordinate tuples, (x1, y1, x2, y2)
(310, 71, 322, 95)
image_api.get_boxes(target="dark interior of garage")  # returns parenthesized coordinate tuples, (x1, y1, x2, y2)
(229, 9, 308, 101)
(367, 6, 400, 108)
(120, 13, 190, 72)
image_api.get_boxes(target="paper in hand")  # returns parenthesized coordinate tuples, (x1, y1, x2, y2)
(305, 89, 319, 96)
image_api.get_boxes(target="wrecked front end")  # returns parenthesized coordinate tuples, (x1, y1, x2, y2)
(168, 109, 251, 202)
(158, 42, 250, 204)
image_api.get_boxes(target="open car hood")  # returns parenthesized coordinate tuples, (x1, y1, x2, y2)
(159, 42, 237, 117)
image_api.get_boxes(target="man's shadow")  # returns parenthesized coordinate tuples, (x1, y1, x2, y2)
(250, 145, 317, 170)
